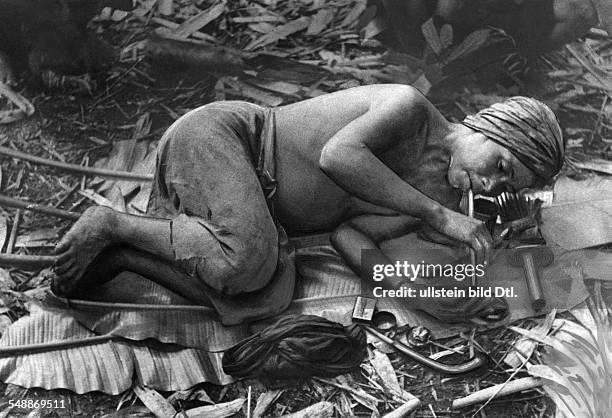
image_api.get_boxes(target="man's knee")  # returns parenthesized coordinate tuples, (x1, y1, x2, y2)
(196, 237, 279, 296)
(168, 214, 278, 296)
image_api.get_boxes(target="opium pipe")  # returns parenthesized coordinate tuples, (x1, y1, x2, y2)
(366, 327, 487, 374)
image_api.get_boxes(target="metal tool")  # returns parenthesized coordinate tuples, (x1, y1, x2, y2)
(508, 240, 552, 311)
(496, 192, 551, 311)
(371, 310, 397, 332)
(365, 326, 488, 375)
(495, 192, 543, 239)
(352, 296, 376, 323)
(351, 300, 488, 375)
(406, 326, 432, 348)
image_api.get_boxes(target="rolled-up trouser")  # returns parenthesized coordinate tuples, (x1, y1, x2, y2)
(147, 101, 295, 325)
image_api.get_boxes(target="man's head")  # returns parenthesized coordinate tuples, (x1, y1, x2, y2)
(447, 97, 564, 195)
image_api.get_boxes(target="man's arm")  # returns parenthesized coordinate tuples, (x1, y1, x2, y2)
(330, 214, 418, 290)
(344, 213, 421, 244)
(319, 86, 443, 222)
(319, 85, 492, 263)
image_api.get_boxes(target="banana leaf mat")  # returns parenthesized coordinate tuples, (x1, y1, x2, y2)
(0, 234, 605, 394)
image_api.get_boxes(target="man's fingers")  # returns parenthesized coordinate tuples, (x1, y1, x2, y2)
(471, 237, 484, 266)
(479, 226, 493, 265)
(64, 265, 79, 282)
(54, 239, 71, 255)
(483, 232, 493, 265)
(473, 226, 493, 266)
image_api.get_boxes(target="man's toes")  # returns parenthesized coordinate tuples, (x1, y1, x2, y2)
(54, 259, 74, 276)
(54, 238, 72, 254)
(55, 250, 74, 265)
(64, 264, 80, 280)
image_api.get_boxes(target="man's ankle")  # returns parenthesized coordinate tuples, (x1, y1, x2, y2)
(98, 206, 120, 243)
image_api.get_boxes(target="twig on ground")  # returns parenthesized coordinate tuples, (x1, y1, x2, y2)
(313, 377, 379, 405)
(253, 390, 283, 418)
(146, 35, 246, 75)
(6, 209, 21, 254)
(0, 334, 114, 356)
(279, 401, 334, 418)
(0, 195, 80, 220)
(451, 377, 542, 409)
(54, 184, 81, 209)
(382, 395, 420, 418)
(0, 253, 57, 269)
(247, 385, 252, 418)
(0, 146, 153, 181)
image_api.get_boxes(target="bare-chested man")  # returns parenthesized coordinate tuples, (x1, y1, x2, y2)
(51, 85, 564, 325)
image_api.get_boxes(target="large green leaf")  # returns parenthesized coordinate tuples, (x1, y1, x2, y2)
(514, 280, 612, 417)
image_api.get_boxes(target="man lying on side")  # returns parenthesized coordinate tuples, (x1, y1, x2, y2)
(51, 85, 564, 325)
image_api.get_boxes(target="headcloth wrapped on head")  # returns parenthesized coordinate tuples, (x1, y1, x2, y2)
(462, 97, 564, 181)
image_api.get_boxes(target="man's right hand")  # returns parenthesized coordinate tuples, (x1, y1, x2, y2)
(427, 207, 493, 266)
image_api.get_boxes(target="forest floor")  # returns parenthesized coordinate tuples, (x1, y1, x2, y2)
(0, 1, 610, 417)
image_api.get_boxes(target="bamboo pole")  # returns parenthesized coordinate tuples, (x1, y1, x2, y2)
(0, 146, 153, 181)
(5, 209, 21, 254)
(0, 195, 80, 220)
(0, 334, 114, 356)
(0, 253, 58, 269)
(451, 377, 542, 409)
(382, 398, 420, 418)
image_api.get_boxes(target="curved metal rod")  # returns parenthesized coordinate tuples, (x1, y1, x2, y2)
(366, 326, 488, 375)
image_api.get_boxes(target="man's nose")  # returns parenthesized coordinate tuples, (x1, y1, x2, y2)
(481, 175, 505, 194)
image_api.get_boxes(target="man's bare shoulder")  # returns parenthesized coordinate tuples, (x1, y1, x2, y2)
(333, 84, 430, 108)
(280, 84, 430, 111)
(334, 84, 446, 126)
(277, 83, 442, 137)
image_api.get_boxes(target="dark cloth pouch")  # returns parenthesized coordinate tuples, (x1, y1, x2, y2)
(222, 314, 367, 379)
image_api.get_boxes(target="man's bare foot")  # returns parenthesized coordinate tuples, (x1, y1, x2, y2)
(53, 206, 117, 295)
(417, 295, 508, 324)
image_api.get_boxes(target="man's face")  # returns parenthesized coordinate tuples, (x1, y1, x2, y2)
(447, 132, 537, 196)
